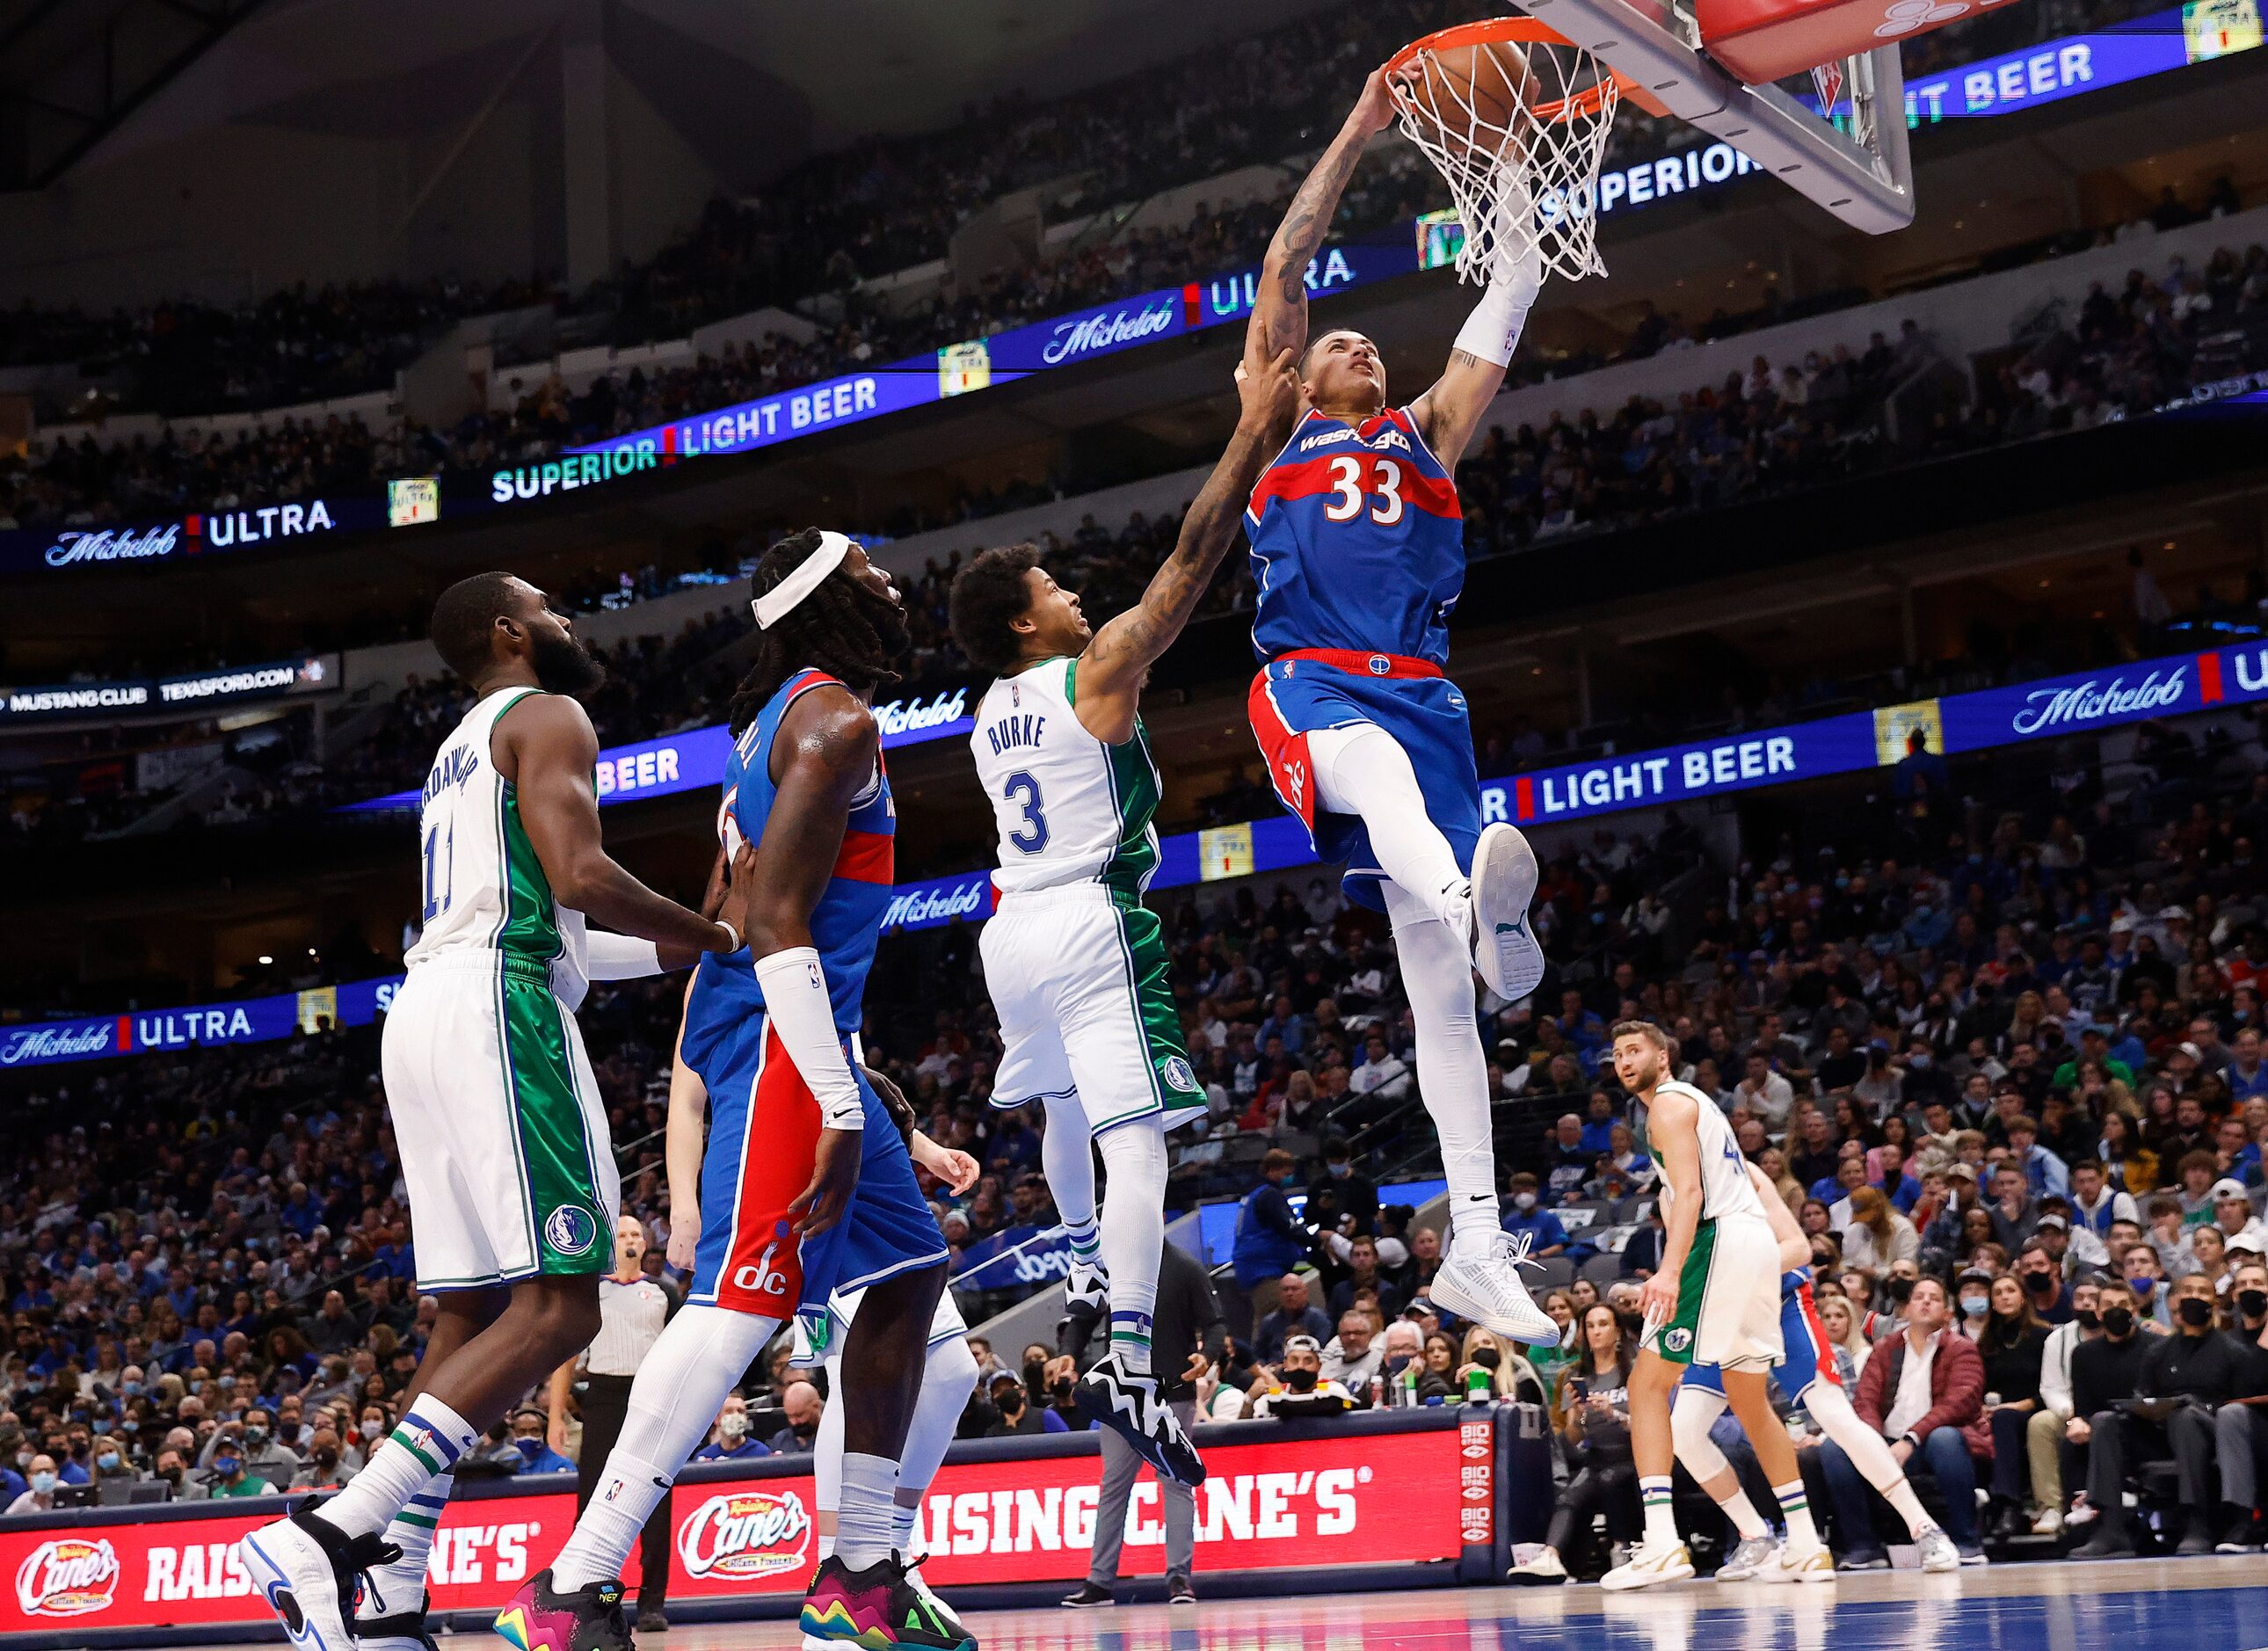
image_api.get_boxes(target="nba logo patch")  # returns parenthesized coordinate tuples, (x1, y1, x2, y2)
(1367, 653, 1391, 676)
(1011, 683, 1021, 707)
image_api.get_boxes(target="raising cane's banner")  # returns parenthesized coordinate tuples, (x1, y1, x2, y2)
(0, 1417, 1491, 1638)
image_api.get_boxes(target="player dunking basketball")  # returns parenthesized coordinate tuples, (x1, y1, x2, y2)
(1243, 67, 1552, 1342)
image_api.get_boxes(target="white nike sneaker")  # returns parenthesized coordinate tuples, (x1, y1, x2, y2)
(1506, 1546, 1569, 1585)
(1762, 1539, 1835, 1583)
(1915, 1526, 1961, 1573)
(1715, 1536, 1780, 1581)
(1469, 821, 1545, 1002)
(1431, 1231, 1558, 1344)
(239, 1505, 394, 1651)
(1601, 1538, 1695, 1592)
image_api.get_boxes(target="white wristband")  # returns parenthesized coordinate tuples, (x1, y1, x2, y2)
(584, 932, 662, 981)
(752, 947, 864, 1131)
(1452, 277, 1535, 369)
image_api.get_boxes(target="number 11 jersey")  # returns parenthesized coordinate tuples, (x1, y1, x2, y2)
(970, 654, 1163, 898)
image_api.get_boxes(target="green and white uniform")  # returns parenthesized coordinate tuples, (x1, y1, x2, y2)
(972, 655, 1206, 1135)
(1639, 1080, 1782, 1370)
(383, 686, 619, 1289)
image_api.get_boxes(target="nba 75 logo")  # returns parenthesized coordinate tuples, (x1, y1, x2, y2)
(677, 1490, 811, 1580)
(17, 1537, 121, 1617)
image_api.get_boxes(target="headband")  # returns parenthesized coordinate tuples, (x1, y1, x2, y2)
(752, 531, 852, 630)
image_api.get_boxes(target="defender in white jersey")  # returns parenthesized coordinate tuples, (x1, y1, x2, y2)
(242, 573, 748, 1651)
(947, 341, 1297, 1487)
(1603, 1022, 1820, 1595)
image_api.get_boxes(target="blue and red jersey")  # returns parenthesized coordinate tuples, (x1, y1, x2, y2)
(1246, 405, 1465, 667)
(681, 668, 894, 1068)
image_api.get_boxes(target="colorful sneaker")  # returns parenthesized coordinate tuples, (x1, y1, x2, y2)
(239, 1504, 398, 1651)
(1762, 1539, 1834, 1584)
(1713, 1536, 1779, 1582)
(905, 1560, 970, 1646)
(1431, 1232, 1557, 1345)
(1600, 1539, 1695, 1592)
(800, 1555, 973, 1649)
(1470, 822, 1545, 1002)
(1077, 1352, 1204, 1485)
(491, 1569, 632, 1651)
(1057, 1265, 1109, 1358)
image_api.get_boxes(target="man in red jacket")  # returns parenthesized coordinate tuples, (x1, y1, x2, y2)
(1814, 1275, 1989, 1565)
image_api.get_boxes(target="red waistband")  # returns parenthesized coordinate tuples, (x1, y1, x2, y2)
(1272, 648, 1443, 680)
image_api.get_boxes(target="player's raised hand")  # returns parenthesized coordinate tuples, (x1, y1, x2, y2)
(1236, 343, 1300, 432)
(1348, 65, 1399, 136)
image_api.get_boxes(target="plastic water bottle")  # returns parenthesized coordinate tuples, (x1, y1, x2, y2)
(1401, 1364, 1420, 1408)
(1465, 1366, 1494, 1402)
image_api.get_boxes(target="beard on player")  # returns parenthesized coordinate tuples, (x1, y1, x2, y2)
(528, 623, 607, 699)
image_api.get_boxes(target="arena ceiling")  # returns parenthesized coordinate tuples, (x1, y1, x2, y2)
(2, 0, 1342, 191)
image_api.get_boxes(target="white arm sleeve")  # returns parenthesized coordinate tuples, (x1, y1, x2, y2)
(752, 946, 863, 1130)
(585, 931, 663, 981)
(1451, 254, 1543, 367)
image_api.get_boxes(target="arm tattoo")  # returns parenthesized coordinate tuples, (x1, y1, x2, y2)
(1256, 132, 1367, 350)
(1089, 423, 1272, 676)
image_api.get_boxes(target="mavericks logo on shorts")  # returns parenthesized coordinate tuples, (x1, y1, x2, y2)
(544, 1204, 598, 1256)
(1664, 1327, 1693, 1353)
(1161, 1054, 1197, 1093)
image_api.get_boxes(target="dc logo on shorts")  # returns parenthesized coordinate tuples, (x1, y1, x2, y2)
(1366, 653, 1391, 676)
(544, 1204, 597, 1256)
(1665, 1327, 1693, 1353)
(1161, 1055, 1197, 1092)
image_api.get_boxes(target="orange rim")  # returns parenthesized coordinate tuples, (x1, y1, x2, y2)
(1385, 16, 1639, 127)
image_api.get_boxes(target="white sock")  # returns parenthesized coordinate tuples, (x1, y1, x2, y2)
(358, 1472, 450, 1619)
(1640, 1475, 1678, 1549)
(1381, 882, 1496, 1257)
(1773, 1479, 1819, 1547)
(818, 1531, 837, 1563)
(838, 1454, 899, 1571)
(1805, 1380, 1933, 1538)
(1312, 722, 1473, 935)
(315, 1394, 477, 1540)
(1097, 1121, 1168, 1374)
(1721, 1487, 1770, 1541)
(891, 1499, 922, 1560)
(549, 1302, 779, 1590)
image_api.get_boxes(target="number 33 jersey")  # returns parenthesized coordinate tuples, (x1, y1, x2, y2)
(970, 654, 1163, 898)
(1246, 404, 1465, 667)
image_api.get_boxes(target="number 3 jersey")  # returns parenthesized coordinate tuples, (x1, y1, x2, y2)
(970, 654, 1163, 898)
(1247, 404, 1465, 666)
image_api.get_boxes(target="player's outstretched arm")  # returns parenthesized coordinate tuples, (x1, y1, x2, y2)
(1411, 237, 1543, 468)
(1072, 342, 1298, 742)
(502, 693, 739, 956)
(741, 684, 883, 1234)
(1249, 68, 1397, 368)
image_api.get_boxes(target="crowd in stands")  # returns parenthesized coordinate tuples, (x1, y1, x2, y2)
(0, 0, 2193, 533)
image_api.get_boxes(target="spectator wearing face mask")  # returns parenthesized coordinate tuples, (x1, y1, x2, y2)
(2214, 1260, 2268, 1551)
(2074, 1272, 2261, 1557)
(505, 1408, 575, 1474)
(2120, 1242, 2173, 1328)
(767, 1382, 830, 1454)
(89, 1436, 141, 1502)
(152, 1447, 199, 1502)
(1249, 1335, 1354, 1416)
(289, 1428, 353, 1491)
(1233, 1151, 1312, 1335)
(1500, 1173, 1570, 1258)
(2027, 1276, 2104, 1535)
(981, 1371, 1062, 1436)
(692, 1394, 771, 1461)
(6, 1454, 62, 1516)
(206, 1428, 277, 1499)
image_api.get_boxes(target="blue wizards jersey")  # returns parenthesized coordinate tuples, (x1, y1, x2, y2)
(680, 669, 895, 1071)
(1246, 405, 1465, 665)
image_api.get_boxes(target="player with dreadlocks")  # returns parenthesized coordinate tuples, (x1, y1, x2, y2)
(494, 531, 967, 1651)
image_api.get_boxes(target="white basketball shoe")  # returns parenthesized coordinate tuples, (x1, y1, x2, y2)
(1430, 1230, 1558, 1345)
(1469, 822, 1545, 1003)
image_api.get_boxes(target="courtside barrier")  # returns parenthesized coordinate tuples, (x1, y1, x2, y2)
(0, 1405, 1549, 1643)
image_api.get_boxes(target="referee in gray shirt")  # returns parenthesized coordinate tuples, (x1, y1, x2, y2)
(549, 1214, 676, 1631)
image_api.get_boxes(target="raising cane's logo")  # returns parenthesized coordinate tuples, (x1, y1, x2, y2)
(17, 1537, 121, 1617)
(677, 1490, 812, 1580)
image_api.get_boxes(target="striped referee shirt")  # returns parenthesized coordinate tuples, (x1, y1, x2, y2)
(583, 1276, 672, 1376)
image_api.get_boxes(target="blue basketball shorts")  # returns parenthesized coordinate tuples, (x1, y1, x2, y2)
(1247, 649, 1482, 913)
(1683, 1272, 1843, 1406)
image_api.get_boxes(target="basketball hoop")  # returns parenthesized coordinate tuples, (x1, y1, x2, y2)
(1385, 17, 1639, 287)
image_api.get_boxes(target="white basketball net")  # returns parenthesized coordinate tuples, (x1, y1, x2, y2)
(1389, 29, 1625, 287)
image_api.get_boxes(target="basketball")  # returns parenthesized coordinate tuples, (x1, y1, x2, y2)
(1399, 38, 1539, 164)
